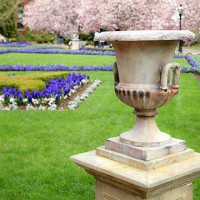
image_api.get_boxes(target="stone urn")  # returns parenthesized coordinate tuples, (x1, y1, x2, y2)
(71, 30, 200, 200)
(95, 30, 195, 159)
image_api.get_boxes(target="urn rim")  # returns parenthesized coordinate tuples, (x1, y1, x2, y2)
(94, 30, 195, 42)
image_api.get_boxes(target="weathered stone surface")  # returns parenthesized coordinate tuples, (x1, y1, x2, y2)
(96, 180, 192, 200)
(71, 39, 80, 50)
(96, 146, 194, 171)
(106, 35, 182, 147)
(105, 137, 186, 161)
(71, 30, 199, 199)
(70, 150, 200, 199)
(94, 30, 195, 42)
(119, 116, 172, 147)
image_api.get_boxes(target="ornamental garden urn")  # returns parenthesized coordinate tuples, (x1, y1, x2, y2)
(71, 30, 200, 200)
(94, 30, 195, 159)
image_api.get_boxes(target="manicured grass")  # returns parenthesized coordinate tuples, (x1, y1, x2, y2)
(174, 58, 190, 67)
(0, 53, 190, 67)
(0, 53, 116, 66)
(0, 54, 200, 199)
(185, 44, 200, 50)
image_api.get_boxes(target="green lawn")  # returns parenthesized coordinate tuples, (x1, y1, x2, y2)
(0, 54, 200, 199)
(0, 53, 190, 67)
(185, 44, 200, 50)
(0, 53, 115, 66)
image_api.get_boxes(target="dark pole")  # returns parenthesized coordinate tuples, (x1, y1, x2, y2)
(178, 5, 183, 53)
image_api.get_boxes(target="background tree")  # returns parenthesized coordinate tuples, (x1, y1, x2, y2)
(24, 0, 200, 38)
(78, 0, 200, 33)
(23, 0, 80, 39)
(0, 0, 19, 38)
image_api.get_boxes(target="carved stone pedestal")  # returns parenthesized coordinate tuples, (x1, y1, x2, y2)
(70, 148, 200, 200)
(96, 180, 192, 200)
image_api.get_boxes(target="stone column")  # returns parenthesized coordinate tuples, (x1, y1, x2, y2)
(71, 39, 80, 50)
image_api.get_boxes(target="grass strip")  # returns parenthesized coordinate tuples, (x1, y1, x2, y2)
(0, 72, 199, 199)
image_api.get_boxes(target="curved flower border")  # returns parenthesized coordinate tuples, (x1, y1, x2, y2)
(0, 73, 93, 111)
(68, 79, 101, 110)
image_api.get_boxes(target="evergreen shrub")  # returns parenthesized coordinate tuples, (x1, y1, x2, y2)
(0, 72, 68, 92)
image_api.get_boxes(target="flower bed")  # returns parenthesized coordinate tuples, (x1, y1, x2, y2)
(68, 79, 101, 110)
(186, 54, 200, 73)
(0, 57, 195, 73)
(0, 72, 97, 111)
(174, 54, 196, 72)
(0, 65, 113, 72)
(0, 48, 116, 56)
(27, 46, 64, 50)
(0, 41, 31, 47)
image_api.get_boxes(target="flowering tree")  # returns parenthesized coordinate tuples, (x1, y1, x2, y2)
(23, 0, 80, 38)
(78, 0, 200, 33)
(23, 0, 200, 38)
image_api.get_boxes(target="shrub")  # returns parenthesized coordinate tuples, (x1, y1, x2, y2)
(79, 33, 93, 41)
(35, 35, 43, 44)
(0, 72, 68, 92)
(24, 28, 36, 41)
(35, 34, 55, 44)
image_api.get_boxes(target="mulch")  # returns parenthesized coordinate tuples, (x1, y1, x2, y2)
(57, 81, 92, 110)
(194, 73, 200, 82)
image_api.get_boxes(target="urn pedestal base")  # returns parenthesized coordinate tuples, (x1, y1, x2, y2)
(70, 149, 200, 200)
(96, 179, 192, 200)
(105, 136, 186, 161)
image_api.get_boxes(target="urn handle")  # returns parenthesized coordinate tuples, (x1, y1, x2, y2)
(160, 63, 181, 91)
(113, 62, 119, 86)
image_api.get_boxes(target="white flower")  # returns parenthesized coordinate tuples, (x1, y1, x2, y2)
(43, 98, 49, 104)
(81, 79, 88, 85)
(0, 102, 4, 109)
(38, 105, 46, 110)
(2, 106, 10, 111)
(26, 104, 35, 110)
(73, 85, 79, 90)
(9, 97, 15, 103)
(70, 89, 75, 94)
(48, 98, 55, 105)
(68, 79, 101, 110)
(8, 102, 18, 110)
(86, 88, 94, 94)
(64, 95, 68, 99)
(32, 98, 39, 105)
(68, 104, 76, 110)
(23, 98, 28, 103)
(80, 93, 88, 100)
(0, 95, 5, 103)
(48, 103, 57, 110)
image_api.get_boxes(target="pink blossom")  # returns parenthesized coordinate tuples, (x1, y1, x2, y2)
(23, 0, 200, 38)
